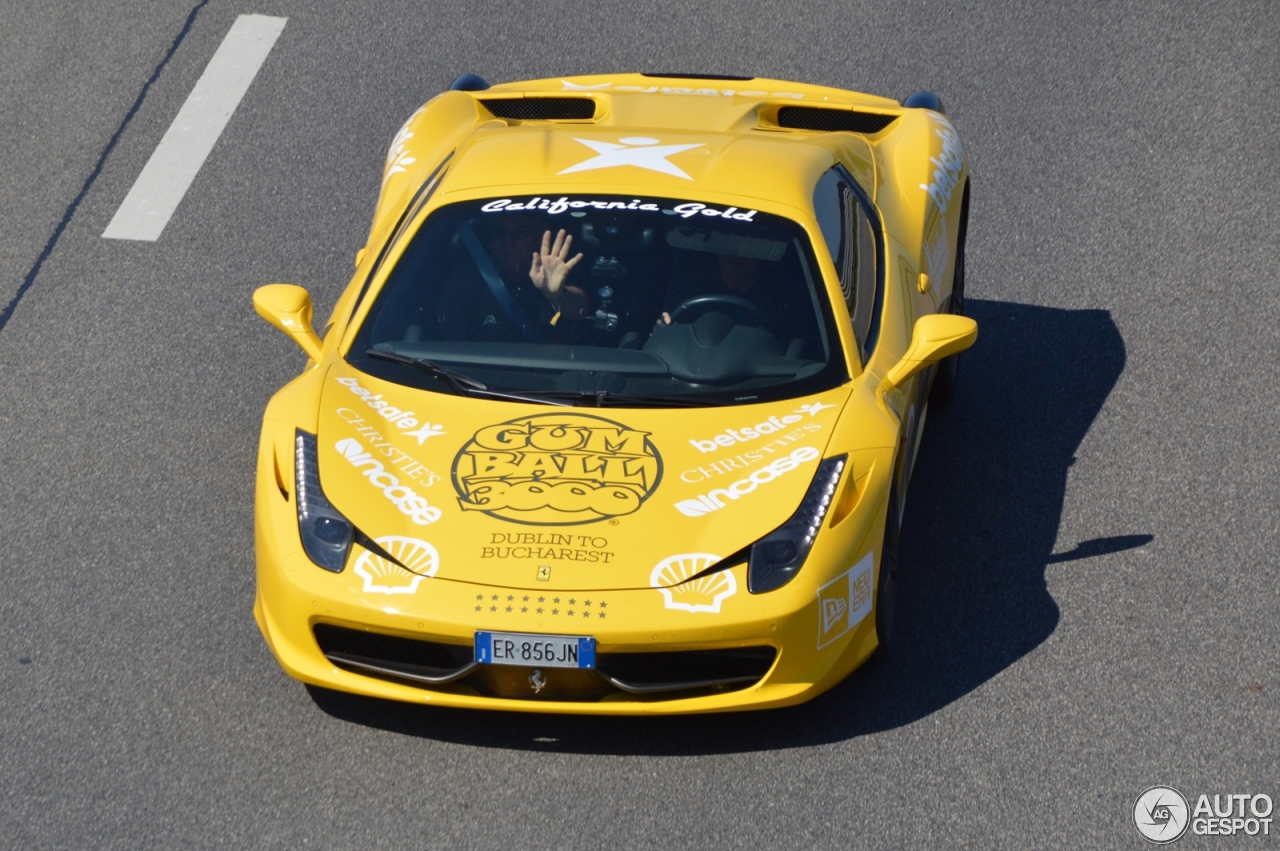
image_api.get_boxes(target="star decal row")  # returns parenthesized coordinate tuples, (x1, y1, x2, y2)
(474, 593, 606, 607)
(471, 592, 610, 617)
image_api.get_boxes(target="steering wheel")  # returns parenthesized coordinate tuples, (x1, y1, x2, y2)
(668, 294, 769, 327)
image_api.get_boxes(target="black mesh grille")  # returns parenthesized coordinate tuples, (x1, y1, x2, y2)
(313, 624, 472, 671)
(777, 107, 897, 134)
(480, 98, 596, 120)
(597, 646, 776, 685)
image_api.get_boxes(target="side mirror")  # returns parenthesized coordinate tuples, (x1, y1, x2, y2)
(882, 313, 977, 392)
(253, 284, 324, 362)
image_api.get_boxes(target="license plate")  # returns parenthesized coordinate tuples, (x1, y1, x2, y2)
(474, 631, 596, 669)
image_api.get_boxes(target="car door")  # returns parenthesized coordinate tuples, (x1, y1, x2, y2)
(813, 165, 926, 524)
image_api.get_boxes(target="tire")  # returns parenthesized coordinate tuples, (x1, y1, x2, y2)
(873, 481, 902, 654)
(902, 91, 945, 114)
(929, 189, 968, 406)
(449, 74, 490, 92)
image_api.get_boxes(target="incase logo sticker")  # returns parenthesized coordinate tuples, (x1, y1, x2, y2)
(452, 413, 662, 525)
(336, 438, 442, 525)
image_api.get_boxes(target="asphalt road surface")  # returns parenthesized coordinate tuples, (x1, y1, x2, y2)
(2, 1, 1278, 848)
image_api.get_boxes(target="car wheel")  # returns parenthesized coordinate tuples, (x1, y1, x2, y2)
(873, 481, 901, 654)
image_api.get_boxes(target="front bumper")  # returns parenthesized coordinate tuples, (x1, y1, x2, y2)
(254, 427, 883, 715)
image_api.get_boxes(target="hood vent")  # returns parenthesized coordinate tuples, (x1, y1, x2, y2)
(641, 72, 755, 80)
(777, 106, 897, 134)
(480, 97, 596, 120)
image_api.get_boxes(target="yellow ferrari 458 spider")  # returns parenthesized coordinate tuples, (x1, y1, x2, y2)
(252, 72, 975, 714)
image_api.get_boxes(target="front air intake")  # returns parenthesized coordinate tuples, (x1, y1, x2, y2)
(314, 623, 776, 700)
(777, 106, 897, 134)
(480, 98, 596, 120)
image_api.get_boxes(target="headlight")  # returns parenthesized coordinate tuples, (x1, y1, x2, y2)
(747, 455, 846, 593)
(295, 429, 353, 572)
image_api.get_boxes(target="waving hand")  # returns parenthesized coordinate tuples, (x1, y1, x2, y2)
(529, 229, 584, 300)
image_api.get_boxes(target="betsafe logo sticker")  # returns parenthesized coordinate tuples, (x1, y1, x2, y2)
(334, 375, 446, 445)
(689, 401, 836, 454)
(919, 121, 965, 215)
(452, 413, 662, 525)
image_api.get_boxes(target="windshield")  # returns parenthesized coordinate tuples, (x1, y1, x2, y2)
(348, 195, 847, 406)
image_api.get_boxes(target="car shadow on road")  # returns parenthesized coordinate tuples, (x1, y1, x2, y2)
(309, 299, 1130, 754)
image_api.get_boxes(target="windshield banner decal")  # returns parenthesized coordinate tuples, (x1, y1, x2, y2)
(480, 196, 759, 221)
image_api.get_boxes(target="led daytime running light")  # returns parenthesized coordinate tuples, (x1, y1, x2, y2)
(747, 455, 847, 593)
(295, 429, 354, 572)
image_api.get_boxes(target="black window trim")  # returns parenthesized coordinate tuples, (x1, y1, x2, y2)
(344, 152, 453, 331)
(831, 163, 885, 365)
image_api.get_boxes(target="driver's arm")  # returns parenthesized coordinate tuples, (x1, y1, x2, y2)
(657, 275, 696, 326)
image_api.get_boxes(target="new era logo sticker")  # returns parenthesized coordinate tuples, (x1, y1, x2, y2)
(822, 597, 848, 634)
(816, 552, 874, 649)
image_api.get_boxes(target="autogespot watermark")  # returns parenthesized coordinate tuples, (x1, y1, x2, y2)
(1134, 786, 1275, 843)
(1135, 787, 1190, 843)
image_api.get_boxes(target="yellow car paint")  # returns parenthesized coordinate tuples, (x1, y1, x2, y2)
(253, 73, 974, 713)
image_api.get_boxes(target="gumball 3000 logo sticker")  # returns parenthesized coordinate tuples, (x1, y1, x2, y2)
(452, 414, 662, 525)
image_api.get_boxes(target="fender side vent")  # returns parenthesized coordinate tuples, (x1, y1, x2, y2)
(777, 107, 897, 134)
(480, 97, 596, 120)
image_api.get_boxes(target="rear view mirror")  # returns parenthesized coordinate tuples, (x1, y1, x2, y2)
(253, 284, 324, 361)
(882, 313, 977, 391)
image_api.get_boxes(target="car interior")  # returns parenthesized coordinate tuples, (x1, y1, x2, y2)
(351, 197, 844, 401)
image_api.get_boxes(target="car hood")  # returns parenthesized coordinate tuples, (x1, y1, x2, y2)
(316, 363, 847, 591)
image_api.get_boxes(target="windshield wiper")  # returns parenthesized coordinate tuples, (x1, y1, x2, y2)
(521, 390, 720, 408)
(364, 349, 572, 407)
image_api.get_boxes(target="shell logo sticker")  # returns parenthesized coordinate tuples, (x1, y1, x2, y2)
(451, 413, 662, 526)
(354, 536, 439, 595)
(650, 554, 736, 613)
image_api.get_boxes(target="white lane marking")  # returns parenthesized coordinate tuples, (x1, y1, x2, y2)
(102, 14, 287, 242)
